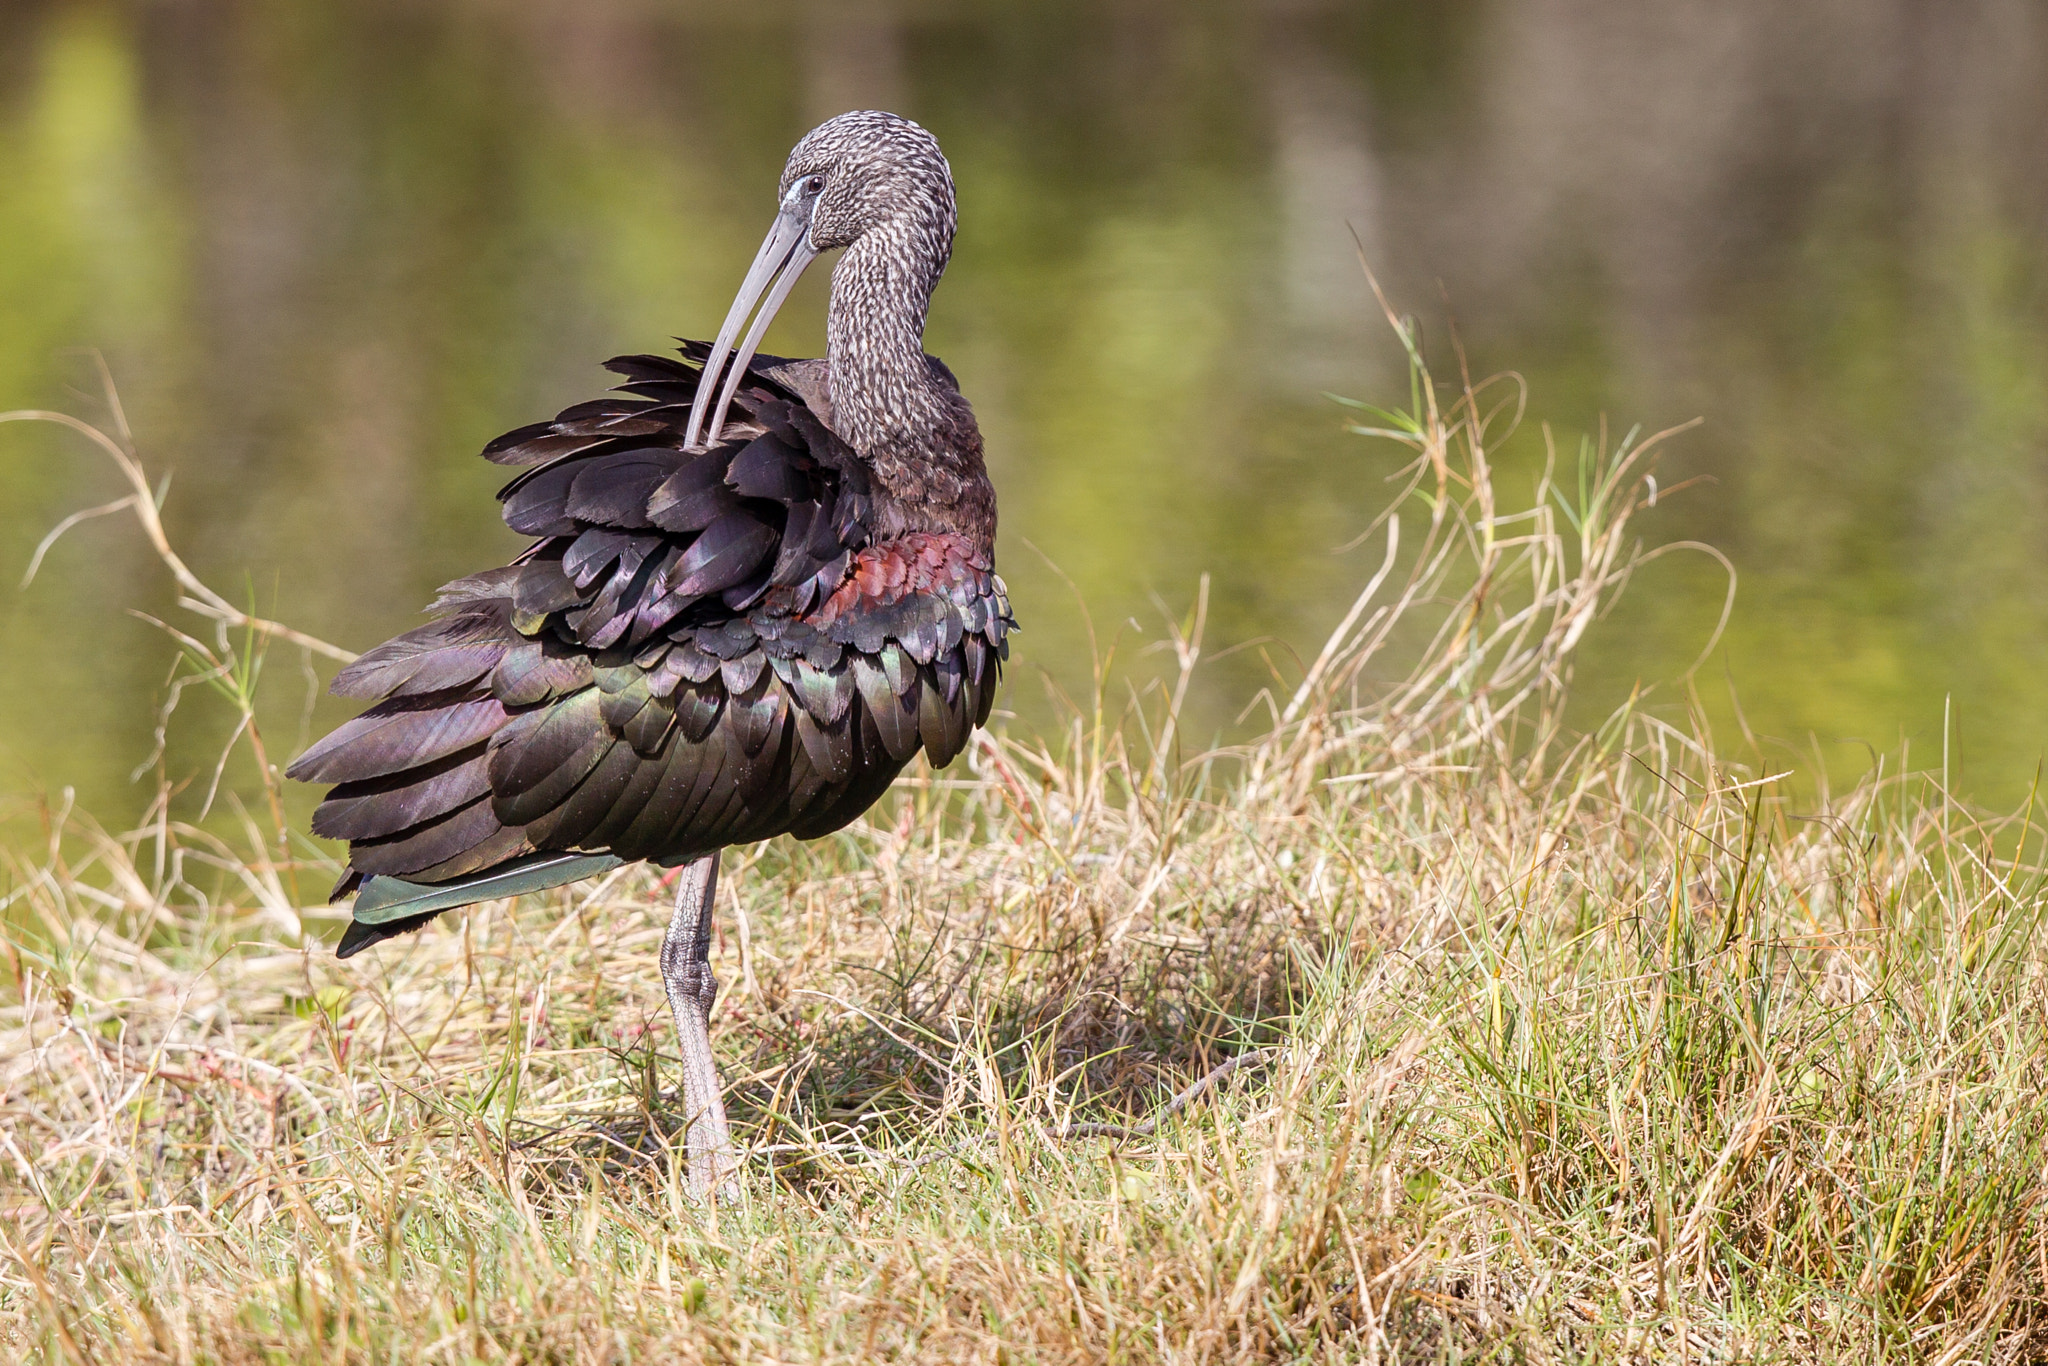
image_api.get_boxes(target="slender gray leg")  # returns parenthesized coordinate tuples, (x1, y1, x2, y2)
(660, 850, 738, 1203)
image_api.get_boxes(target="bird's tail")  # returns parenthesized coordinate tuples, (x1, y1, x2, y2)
(335, 851, 625, 958)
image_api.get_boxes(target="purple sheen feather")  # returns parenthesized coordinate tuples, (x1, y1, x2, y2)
(286, 696, 508, 786)
(671, 513, 777, 598)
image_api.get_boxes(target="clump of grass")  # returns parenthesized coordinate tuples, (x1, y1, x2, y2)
(3, 311, 2045, 1363)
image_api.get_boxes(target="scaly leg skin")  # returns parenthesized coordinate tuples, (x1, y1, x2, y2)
(660, 850, 739, 1204)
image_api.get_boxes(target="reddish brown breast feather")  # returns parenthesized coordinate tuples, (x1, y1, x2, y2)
(814, 532, 991, 625)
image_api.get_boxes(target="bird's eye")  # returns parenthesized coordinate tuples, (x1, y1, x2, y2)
(801, 175, 825, 197)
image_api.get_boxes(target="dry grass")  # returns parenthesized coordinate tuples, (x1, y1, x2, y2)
(3, 316, 2046, 1363)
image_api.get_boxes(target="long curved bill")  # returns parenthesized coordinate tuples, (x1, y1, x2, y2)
(684, 201, 821, 450)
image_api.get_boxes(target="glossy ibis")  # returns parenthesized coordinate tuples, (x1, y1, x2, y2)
(286, 111, 1010, 1201)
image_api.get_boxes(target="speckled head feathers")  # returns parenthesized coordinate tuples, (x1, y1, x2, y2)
(685, 111, 961, 453)
(781, 111, 956, 268)
(687, 109, 976, 485)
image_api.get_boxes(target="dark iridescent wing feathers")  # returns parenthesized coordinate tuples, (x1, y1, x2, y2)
(286, 348, 1011, 950)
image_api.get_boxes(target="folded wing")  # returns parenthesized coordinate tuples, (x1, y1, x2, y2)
(286, 348, 1012, 955)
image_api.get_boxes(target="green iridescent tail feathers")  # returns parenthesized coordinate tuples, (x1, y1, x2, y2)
(334, 851, 626, 958)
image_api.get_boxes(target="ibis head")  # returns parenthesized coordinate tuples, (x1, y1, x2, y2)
(689, 111, 958, 453)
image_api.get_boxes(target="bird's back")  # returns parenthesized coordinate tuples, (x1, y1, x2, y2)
(287, 345, 1011, 955)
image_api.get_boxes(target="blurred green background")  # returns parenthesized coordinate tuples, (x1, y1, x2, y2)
(2, 0, 2046, 829)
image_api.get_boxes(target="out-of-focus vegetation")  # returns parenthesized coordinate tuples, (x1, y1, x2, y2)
(2, 0, 2048, 832)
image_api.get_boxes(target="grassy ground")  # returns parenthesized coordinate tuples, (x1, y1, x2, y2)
(3, 326, 2046, 1363)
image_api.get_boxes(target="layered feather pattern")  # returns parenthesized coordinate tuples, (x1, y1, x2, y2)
(287, 346, 1013, 955)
